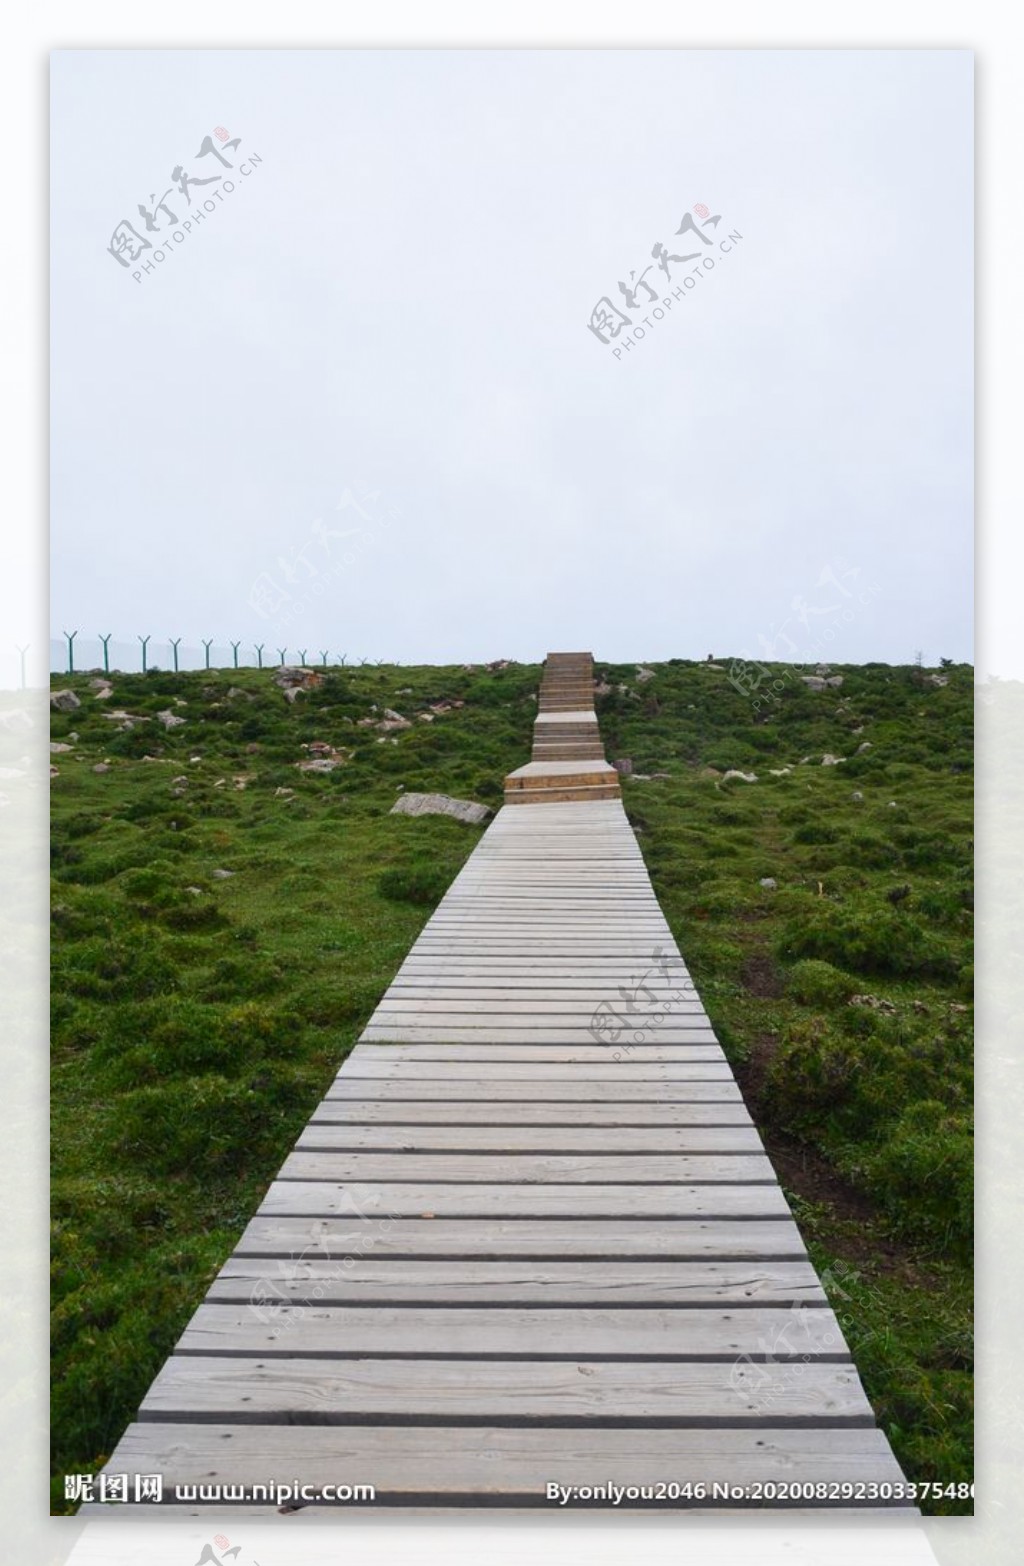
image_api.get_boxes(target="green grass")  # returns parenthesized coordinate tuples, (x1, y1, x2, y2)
(597, 656, 973, 1511)
(50, 655, 973, 1514)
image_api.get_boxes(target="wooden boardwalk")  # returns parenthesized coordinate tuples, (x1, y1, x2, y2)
(90, 653, 913, 1513)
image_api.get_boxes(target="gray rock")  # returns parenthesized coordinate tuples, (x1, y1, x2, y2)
(50, 688, 81, 712)
(157, 709, 187, 729)
(825, 676, 844, 688)
(800, 676, 827, 692)
(851, 790, 864, 802)
(296, 758, 341, 773)
(856, 741, 873, 754)
(759, 877, 777, 890)
(92, 763, 111, 774)
(635, 667, 655, 683)
(820, 754, 844, 766)
(721, 769, 758, 783)
(390, 791, 492, 825)
(613, 758, 633, 777)
(50, 741, 74, 754)
(212, 868, 235, 879)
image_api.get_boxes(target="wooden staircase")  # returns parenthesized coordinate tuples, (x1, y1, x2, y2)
(504, 652, 621, 804)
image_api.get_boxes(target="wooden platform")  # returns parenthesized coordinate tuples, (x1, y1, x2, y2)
(88, 656, 913, 1514)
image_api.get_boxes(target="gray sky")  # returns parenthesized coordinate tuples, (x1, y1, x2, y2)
(50, 48, 973, 672)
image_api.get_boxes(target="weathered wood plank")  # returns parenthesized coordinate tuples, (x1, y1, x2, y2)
(349, 1043, 717, 1061)
(175, 1303, 849, 1359)
(207, 1258, 825, 1306)
(309, 1100, 756, 1126)
(296, 1125, 764, 1153)
(326, 1080, 744, 1101)
(235, 1216, 809, 1260)
(139, 1354, 868, 1424)
(100, 1423, 910, 1506)
(256, 1181, 791, 1218)
(276, 1152, 775, 1184)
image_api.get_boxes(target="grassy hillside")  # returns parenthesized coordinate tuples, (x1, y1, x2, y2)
(50, 656, 973, 1514)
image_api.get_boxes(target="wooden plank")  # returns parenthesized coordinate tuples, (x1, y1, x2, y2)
(235, 1217, 810, 1260)
(343, 1059, 731, 1076)
(349, 1044, 717, 1061)
(99, 1423, 910, 1506)
(256, 1181, 791, 1218)
(360, 1030, 722, 1044)
(207, 1258, 825, 1306)
(309, 1100, 756, 1126)
(276, 1152, 776, 1184)
(140, 1354, 869, 1424)
(175, 1303, 849, 1359)
(296, 1126, 764, 1153)
(326, 1080, 745, 1101)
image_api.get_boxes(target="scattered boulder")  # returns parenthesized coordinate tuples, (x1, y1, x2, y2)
(635, 667, 655, 683)
(274, 787, 295, 799)
(417, 712, 435, 722)
(927, 673, 949, 687)
(856, 741, 872, 754)
(89, 680, 114, 700)
(297, 758, 342, 773)
(104, 709, 149, 730)
(50, 742, 74, 754)
(390, 792, 492, 825)
(486, 659, 512, 672)
(821, 754, 844, 766)
(768, 767, 791, 777)
(157, 709, 187, 729)
(50, 689, 81, 712)
(759, 877, 778, 890)
(613, 758, 633, 777)
(226, 686, 254, 701)
(722, 769, 758, 784)
(850, 993, 897, 1015)
(92, 763, 111, 774)
(212, 868, 235, 879)
(274, 666, 323, 702)
(594, 681, 612, 696)
(851, 790, 864, 802)
(49, 765, 60, 778)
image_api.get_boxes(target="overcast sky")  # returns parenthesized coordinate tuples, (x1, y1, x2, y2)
(49, 48, 972, 674)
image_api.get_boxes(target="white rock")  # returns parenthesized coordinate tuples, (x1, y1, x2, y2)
(390, 792, 492, 825)
(721, 770, 758, 783)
